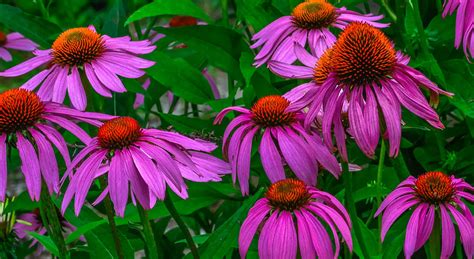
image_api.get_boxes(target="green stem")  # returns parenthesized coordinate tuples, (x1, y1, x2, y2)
(98, 177, 124, 259)
(428, 215, 441, 259)
(39, 184, 68, 258)
(376, 140, 387, 251)
(168, 97, 180, 114)
(220, 0, 229, 26)
(163, 192, 199, 259)
(37, 0, 50, 19)
(342, 163, 370, 259)
(411, 0, 430, 55)
(138, 205, 158, 259)
(381, 0, 397, 22)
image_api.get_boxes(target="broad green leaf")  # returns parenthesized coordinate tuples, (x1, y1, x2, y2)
(145, 51, 214, 104)
(0, 4, 62, 48)
(27, 231, 59, 256)
(198, 188, 264, 258)
(352, 218, 380, 258)
(125, 0, 211, 25)
(84, 225, 135, 259)
(101, 0, 127, 37)
(158, 113, 221, 134)
(235, 0, 275, 31)
(65, 220, 107, 244)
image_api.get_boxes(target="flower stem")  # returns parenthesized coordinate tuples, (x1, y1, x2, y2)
(137, 205, 158, 259)
(381, 0, 397, 22)
(98, 177, 124, 259)
(342, 163, 370, 258)
(376, 140, 386, 251)
(428, 215, 441, 259)
(39, 183, 68, 258)
(163, 191, 199, 259)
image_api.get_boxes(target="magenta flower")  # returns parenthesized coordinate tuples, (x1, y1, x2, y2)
(61, 116, 230, 217)
(239, 179, 352, 258)
(375, 172, 474, 258)
(442, 0, 474, 60)
(214, 95, 340, 195)
(0, 26, 156, 111)
(251, 0, 388, 67)
(0, 31, 38, 62)
(270, 23, 453, 160)
(0, 89, 112, 201)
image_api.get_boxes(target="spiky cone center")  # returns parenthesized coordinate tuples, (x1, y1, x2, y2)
(291, 0, 337, 29)
(251, 96, 296, 127)
(313, 48, 333, 84)
(331, 22, 396, 87)
(0, 31, 6, 45)
(169, 16, 198, 27)
(414, 172, 455, 204)
(98, 117, 141, 150)
(0, 89, 44, 134)
(52, 27, 105, 67)
(266, 179, 311, 211)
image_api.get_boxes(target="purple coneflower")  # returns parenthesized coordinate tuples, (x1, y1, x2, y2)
(14, 208, 77, 255)
(239, 179, 352, 258)
(0, 26, 156, 111)
(133, 16, 220, 109)
(442, 0, 474, 60)
(0, 31, 38, 62)
(270, 22, 453, 160)
(61, 116, 230, 217)
(0, 89, 112, 201)
(214, 95, 340, 195)
(375, 172, 473, 258)
(251, 0, 388, 67)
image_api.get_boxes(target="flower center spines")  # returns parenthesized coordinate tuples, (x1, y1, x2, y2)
(251, 96, 296, 127)
(0, 89, 44, 134)
(291, 0, 337, 29)
(98, 117, 142, 150)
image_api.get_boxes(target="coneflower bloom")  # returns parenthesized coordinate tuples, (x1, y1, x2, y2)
(0, 31, 38, 62)
(14, 209, 78, 255)
(375, 172, 474, 258)
(214, 95, 340, 195)
(442, 0, 474, 60)
(61, 116, 230, 217)
(239, 179, 352, 258)
(0, 26, 156, 111)
(0, 89, 112, 202)
(132, 16, 219, 109)
(251, 0, 388, 67)
(271, 23, 453, 159)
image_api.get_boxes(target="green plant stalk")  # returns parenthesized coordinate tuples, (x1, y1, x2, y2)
(138, 205, 158, 259)
(98, 177, 124, 259)
(164, 192, 199, 259)
(411, 0, 430, 55)
(342, 163, 370, 258)
(376, 140, 387, 247)
(39, 183, 68, 258)
(428, 215, 441, 259)
(220, 0, 229, 26)
(381, 0, 397, 22)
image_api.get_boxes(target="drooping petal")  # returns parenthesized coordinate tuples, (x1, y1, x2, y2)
(447, 204, 474, 257)
(130, 146, 166, 200)
(29, 128, 59, 194)
(108, 154, 129, 217)
(0, 54, 51, 77)
(259, 129, 285, 183)
(440, 204, 456, 258)
(67, 66, 87, 111)
(16, 133, 41, 201)
(239, 199, 271, 258)
(294, 210, 316, 259)
(0, 134, 7, 201)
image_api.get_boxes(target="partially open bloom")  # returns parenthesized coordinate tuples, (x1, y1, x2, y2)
(0, 26, 156, 110)
(14, 209, 77, 255)
(442, 0, 474, 60)
(251, 0, 388, 67)
(239, 179, 352, 258)
(0, 89, 112, 201)
(61, 116, 230, 217)
(0, 31, 38, 62)
(270, 23, 453, 160)
(214, 95, 340, 195)
(375, 172, 473, 258)
(132, 16, 220, 109)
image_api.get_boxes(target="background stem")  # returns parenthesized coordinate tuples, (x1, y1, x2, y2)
(376, 140, 387, 250)
(164, 192, 199, 259)
(138, 205, 158, 259)
(429, 215, 441, 259)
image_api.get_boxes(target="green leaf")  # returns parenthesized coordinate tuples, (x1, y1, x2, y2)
(157, 113, 218, 134)
(125, 0, 211, 25)
(101, 0, 127, 37)
(84, 225, 135, 259)
(65, 220, 107, 244)
(27, 231, 59, 256)
(352, 218, 380, 258)
(0, 4, 62, 48)
(154, 25, 245, 81)
(198, 188, 264, 258)
(145, 51, 214, 104)
(235, 0, 275, 31)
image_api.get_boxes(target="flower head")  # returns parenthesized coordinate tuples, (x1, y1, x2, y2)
(239, 179, 352, 258)
(0, 31, 38, 62)
(270, 23, 453, 160)
(442, 0, 474, 61)
(0, 89, 112, 201)
(375, 172, 474, 258)
(214, 95, 341, 195)
(0, 26, 156, 111)
(61, 116, 230, 217)
(251, 0, 389, 67)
